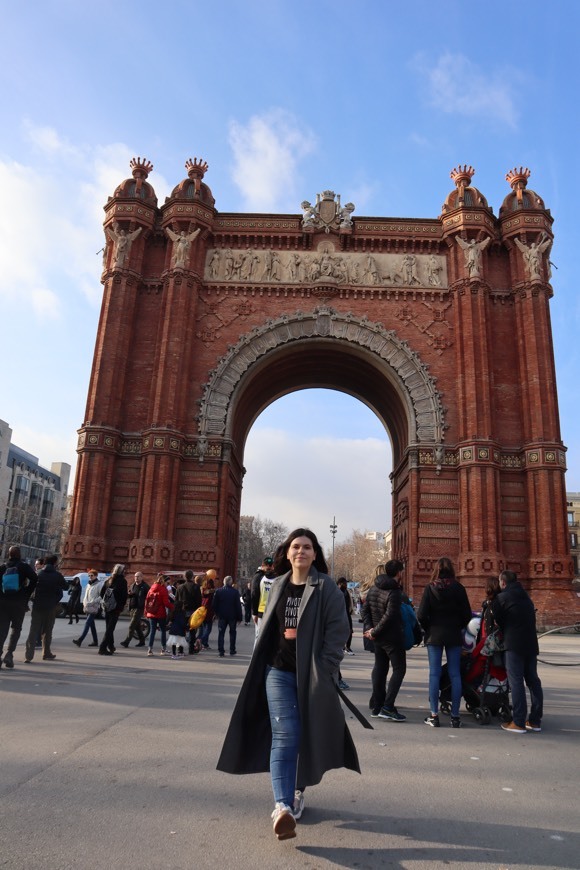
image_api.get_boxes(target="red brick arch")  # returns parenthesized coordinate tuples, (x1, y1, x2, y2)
(62, 162, 575, 626)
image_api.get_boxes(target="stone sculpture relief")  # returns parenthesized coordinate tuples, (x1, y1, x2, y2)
(300, 190, 354, 233)
(204, 248, 448, 288)
(455, 236, 490, 278)
(514, 233, 551, 282)
(105, 223, 142, 269)
(166, 226, 201, 269)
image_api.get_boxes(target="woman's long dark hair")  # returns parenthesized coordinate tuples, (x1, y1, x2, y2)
(429, 556, 456, 585)
(272, 528, 328, 576)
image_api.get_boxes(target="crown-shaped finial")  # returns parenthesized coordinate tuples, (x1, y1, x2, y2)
(185, 158, 209, 179)
(450, 165, 475, 188)
(505, 166, 531, 189)
(130, 157, 154, 179)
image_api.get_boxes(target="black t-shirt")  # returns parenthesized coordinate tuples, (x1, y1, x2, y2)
(269, 582, 306, 672)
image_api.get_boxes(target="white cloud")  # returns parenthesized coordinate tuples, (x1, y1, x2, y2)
(241, 428, 392, 551)
(0, 123, 171, 313)
(417, 52, 520, 129)
(229, 109, 317, 211)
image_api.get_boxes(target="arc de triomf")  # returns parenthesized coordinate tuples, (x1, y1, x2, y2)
(62, 158, 575, 626)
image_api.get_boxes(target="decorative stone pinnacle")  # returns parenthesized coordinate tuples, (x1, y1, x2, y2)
(505, 166, 531, 189)
(185, 158, 209, 179)
(130, 157, 154, 179)
(450, 165, 475, 188)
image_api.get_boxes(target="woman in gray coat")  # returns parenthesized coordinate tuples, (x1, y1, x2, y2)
(217, 528, 360, 841)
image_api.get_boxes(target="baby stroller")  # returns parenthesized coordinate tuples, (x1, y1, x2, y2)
(439, 619, 512, 725)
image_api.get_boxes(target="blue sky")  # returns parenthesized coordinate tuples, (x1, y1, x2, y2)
(1, 1, 578, 552)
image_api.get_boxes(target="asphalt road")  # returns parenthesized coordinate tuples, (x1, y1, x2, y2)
(1, 614, 579, 870)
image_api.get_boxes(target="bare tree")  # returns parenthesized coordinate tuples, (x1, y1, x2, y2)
(237, 515, 289, 580)
(333, 530, 387, 587)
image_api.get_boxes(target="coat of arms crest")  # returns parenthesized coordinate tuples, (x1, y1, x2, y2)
(301, 191, 355, 234)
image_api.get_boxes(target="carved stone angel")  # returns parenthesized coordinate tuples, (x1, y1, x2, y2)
(514, 233, 551, 281)
(166, 226, 201, 269)
(455, 235, 490, 278)
(105, 223, 142, 269)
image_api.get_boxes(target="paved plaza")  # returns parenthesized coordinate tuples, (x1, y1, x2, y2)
(0, 614, 579, 870)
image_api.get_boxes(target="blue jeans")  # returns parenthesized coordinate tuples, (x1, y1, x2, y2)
(217, 617, 238, 655)
(265, 666, 301, 808)
(504, 650, 543, 727)
(199, 620, 213, 647)
(148, 617, 167, 650)
(78, 613, 98, 644)
(427, 644, 462, 717)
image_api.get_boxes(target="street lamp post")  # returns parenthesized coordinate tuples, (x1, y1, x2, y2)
(329, 516, 337, 579)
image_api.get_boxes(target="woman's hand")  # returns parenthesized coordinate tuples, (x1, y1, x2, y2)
(363, 629, 374, 639)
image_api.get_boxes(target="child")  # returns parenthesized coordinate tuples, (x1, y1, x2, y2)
(167, 601, 187, 659)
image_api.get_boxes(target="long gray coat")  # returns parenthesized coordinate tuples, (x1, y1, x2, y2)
(216, 567, 361, 786)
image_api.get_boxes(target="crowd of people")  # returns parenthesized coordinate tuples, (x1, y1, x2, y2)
(0, 550, 249, 665)
(1, 537, 546, 843)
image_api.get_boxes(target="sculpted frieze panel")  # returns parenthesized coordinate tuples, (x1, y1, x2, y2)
(204, 248, 448, 288)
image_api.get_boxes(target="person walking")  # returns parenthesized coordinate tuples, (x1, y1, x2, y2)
(251, 557, 276, 640)
(199, 576, 215, 650)
(175, 569, 202, 654)
(417, 557, 472, 729)
(120, 571, 149, 648)
(217, 528, 360, 841)
(362, 560, 408, 721)
(337, 577, 354, 654)
(491, 570, 543, 734)
(24, 554, 67, 662)
(67, 576, 82, 624)
(73, 570, 102, 647)
(213, 575, 243, 657)
(242, 581, 252, 626)
(145, 574, 171, 656)
(98, 564, 128, 656)
(0, 546, 37, 669)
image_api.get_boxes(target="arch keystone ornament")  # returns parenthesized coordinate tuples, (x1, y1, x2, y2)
(62, 160, 575, 629)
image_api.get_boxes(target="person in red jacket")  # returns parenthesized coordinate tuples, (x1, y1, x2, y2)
(145, 574, 172, 656)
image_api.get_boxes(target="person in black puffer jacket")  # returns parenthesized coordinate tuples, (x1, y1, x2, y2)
(417, 557, 472, 729)
(362, 559, 407, 721)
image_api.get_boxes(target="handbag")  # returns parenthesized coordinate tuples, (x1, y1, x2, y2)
(482, 629, 505, 656)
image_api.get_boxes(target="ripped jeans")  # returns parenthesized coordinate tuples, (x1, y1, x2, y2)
(265, 665, 301, 808)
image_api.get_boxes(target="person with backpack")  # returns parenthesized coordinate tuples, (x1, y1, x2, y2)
(175, 569, 202, 654)
(24, 554, 67, 662)
(98, 564, 128, 656)
(145, 574, 172, 656)
(362, 560, 408, 722)
(0, 545, 37, 669)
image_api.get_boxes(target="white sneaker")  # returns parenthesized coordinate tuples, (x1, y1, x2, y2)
(160, 648, 169, 656)
(147, 649, 153, 656)
(271, 802, 296, 840)
(293, 790, 305, 820)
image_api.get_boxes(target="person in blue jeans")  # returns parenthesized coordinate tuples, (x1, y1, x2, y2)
(491, 570, 543, 734)
(217, 528, 360, 841)
(417, 557, 472, 728)
(213, 575, 242, 656)
(73, 570, 102, 647)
